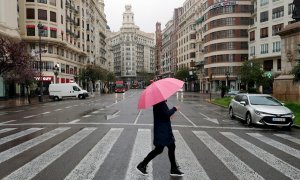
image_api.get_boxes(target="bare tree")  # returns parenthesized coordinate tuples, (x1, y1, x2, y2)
(0, 37, 38, 102)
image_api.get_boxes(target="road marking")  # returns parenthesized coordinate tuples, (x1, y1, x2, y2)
(199, 112, 209, 119)
(41, 112, 50, 115)
(54, 109, 62, 111)
(133, 110, 142, 124)
(179, 111, 197, 127)
(9, 110, 24, 113)
(199, 112, 219, 124)
(68, 119, 81, 123)
(106, 111, 120, 120)
(174, 130, 210, 179)
(0, 127, 69, 164)
(248, 133, 300, 159)
(0, 122, 272, 130)
(125, 129, 153, 180)
(274, 134, 300, 145)
(222, 132, 300, 180)
(83, 115, 91, 118)
(0, 128, 17, 134)
(92, 111, 99, 114)
(0, 128, 43, 145)
(3, 128, 96, 180)
(106, 102, 117, 108)
(0, 120, 16, 124)
(194, 131, 263, 180)
(65, 106, 72, 109)
(65, 128, 123, 180)
(24, 115, 37, 119)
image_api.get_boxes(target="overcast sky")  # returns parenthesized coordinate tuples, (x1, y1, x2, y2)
(104, 0, 185, 33)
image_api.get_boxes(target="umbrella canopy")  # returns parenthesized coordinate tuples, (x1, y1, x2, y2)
(137, 78, 184, 109)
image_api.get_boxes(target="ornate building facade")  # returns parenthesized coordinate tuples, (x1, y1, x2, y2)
(108, 5, 155, 83)
(17, 0, 108, 94)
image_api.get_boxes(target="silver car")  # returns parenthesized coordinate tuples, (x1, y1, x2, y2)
(229, 94, 295, 128)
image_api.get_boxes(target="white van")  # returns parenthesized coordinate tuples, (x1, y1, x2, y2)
(49, 83, 89, 101)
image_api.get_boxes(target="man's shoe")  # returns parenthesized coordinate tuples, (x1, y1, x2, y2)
(136, 162, 148, 176)
(170, 167, 184, 177)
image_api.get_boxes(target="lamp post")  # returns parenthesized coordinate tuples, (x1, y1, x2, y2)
(209, 73, 213, 102)
(53, 63, 60, 83)
(37, 22, 44, 102)
(225, 71, 230, 88)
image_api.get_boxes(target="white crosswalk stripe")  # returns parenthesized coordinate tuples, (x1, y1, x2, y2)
(221, 132, 300, 180)
(274, 134, 300, 145)
(0, 128, 42, 146)
(3, 128, 96, 180)
(0, 128, 17, 134)
(0, 127, 299, 180)
(174, 130, 210, 179)
(125, 129, 153, 180)
(193, 131, 264, 180)
(0, 128, 69, 164)
(248, 133, 300, 159)
(65, 128, 123, 180)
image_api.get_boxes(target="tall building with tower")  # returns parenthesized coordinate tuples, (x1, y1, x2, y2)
(107, 5, 155, 84)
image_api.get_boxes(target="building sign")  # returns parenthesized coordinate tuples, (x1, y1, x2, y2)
(210, 0, 237, 10)
(34, 76, 53, 82)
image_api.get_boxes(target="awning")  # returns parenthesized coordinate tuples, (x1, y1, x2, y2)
(50, 27, 57, 31)
(26, 25, 35, 28)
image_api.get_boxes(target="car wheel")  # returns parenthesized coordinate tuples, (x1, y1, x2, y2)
(54, 96, 59, 101)
(79, 94, 83, 99)
(246, 112, 252, 126)
(229, 107, 235, 119)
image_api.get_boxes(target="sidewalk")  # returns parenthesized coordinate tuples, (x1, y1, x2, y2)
(0, 92, 98, 110)
(0, 96, 51, 110)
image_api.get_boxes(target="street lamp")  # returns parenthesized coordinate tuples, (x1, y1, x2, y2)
(225, 71, 230, 88)
(53, 63, 60, 83)
(37, 22, 44, 102)
(209, 73, 213, 102)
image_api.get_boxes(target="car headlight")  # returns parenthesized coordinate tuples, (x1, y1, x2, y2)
(254, 110, 271, 116)
(254, 110, 262, 116)
(285, 113, 295, 119)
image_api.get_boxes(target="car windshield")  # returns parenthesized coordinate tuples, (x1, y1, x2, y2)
(249, 96, 282, 106)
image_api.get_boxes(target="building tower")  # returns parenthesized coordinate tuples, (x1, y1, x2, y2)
(201, 0, 252, 92)
(108, 5, 155, 84)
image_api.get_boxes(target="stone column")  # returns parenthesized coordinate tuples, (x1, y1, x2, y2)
(274, 22, 300, 101)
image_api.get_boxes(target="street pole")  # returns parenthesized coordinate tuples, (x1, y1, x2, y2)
(38, 22, 44, 102)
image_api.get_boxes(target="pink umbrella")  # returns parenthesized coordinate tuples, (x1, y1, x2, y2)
(138, 78, 184, 109)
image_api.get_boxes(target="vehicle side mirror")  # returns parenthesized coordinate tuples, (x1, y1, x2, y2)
(240, 101, 246, 106)
(281, 102, 285, 106)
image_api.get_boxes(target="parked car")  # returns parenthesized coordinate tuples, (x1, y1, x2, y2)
(228, 94, 294, 128)
(225, 90, 240, 97)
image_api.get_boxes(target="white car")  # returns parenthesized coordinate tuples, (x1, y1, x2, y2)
(225, 90, 240, 97)
(229, 94, 294, 128)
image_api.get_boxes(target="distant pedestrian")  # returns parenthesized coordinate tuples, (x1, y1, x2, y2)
(136, 100, 184, 177)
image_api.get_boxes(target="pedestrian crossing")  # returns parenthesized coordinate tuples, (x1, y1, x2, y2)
(0, 127, 299, 180)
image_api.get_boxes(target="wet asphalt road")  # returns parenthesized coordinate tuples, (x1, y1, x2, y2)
(0, 89, 299, 180)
